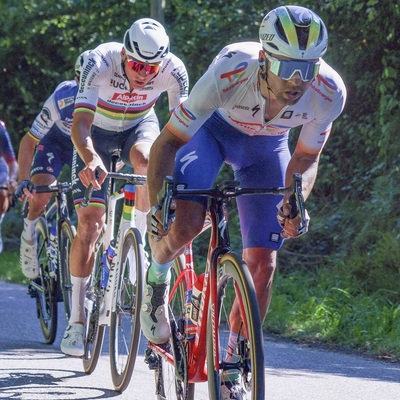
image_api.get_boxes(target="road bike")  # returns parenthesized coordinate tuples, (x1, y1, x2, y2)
(23, 182, 76, 344)
(144, 173, 306, 400)
(81, 154, 147, 392)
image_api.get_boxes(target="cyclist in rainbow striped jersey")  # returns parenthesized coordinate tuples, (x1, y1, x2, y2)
(61, 18, 189, 357)
(141, 6, 346, 399)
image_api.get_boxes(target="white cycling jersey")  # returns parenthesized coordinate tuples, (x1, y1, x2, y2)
(75, 42, 189, 132)
(169, 41, 346, 154)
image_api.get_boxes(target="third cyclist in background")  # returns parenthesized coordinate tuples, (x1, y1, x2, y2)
(140, 6, 347, 399)
(15, 50, 91, 278)
(0, 119, 18, 253)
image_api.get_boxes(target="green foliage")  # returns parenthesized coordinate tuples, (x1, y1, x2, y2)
(268, 265, 400, 359)
(0, 250, 27, 284)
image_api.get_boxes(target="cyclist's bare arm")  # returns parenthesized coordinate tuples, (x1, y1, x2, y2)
(279, 147, 320, 238)
(147, 126, 186, 238)
(71, 111, 107, 189)
(16, 134, 39, 199)
(6, 159, 18, 193)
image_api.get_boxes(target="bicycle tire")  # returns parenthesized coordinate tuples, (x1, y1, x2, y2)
(35, 217, 58, 344)
(109, 228, 144, 392)
(58, 220, 76, 325)
(207, 252, 265, 400)
(153, 254, 195, 400)
(82, 243, 105, 374)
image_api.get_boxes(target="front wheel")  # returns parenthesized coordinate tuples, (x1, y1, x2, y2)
(153, 253, 195, 400)
(109, 228, 144, 392)
(34, 217, 58, 344)
(207, 252, 265, 400)
(82, 243, 105, 374)
(58, 219, 76, 325)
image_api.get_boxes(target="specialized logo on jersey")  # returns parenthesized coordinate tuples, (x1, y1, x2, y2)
(174, 103, 196, 128)
(112, 92, 147, 102)
(47, 152, 54, 164)
(220, 62, 249, 92)
(179, 150, 198, 175)
(312, 76, 337, 102)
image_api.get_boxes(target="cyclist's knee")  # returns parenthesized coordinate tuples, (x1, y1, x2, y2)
(77, 207, 105, 241)
(243, 247, 277, 278)
(129, 144, 149, 173)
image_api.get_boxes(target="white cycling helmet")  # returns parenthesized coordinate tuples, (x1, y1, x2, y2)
(74, 50, 92, 76)
(259, 6, 328, 59)
(124, 18, 169, 63)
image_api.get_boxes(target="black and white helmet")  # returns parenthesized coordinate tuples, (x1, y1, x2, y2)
(123, 18, 169, 63)
(74, 50, 92, 77)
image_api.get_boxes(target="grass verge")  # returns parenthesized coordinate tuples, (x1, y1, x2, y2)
(266, 263, 400, 361)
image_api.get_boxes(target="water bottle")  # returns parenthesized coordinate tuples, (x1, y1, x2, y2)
(101, 240, 115, 289)
(191, 273, 205, 324)
(184, 290, 196, 339)
(47, 225, 57, 277)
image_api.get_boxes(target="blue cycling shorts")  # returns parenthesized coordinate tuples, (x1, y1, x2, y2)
(173, 112, 291, 250)
(30, 130, 73, 179)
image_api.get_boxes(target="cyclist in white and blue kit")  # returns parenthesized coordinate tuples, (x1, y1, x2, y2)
(140, 6, 347, 399)
(16, 50, 91, 279)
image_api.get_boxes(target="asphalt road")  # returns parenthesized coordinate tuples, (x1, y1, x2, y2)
(1, 281, 399, 399)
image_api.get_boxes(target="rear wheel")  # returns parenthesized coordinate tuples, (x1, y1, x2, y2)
(34, 217, 58, 344)
(109, 228, 144, 392)
(58, 220, 76, 324)
(153, 254, 195, 400)
(82, 244, 105, 374)
(207, 252, 265, 400)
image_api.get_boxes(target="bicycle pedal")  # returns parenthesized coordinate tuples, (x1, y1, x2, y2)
(144, 347, 159, 370)
(27, 285, 37, 298)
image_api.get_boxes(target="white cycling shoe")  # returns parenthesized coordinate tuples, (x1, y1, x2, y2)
(140, 277, 171, 344)
(61, 323, 85, 357)
(20, 236, 39, 279)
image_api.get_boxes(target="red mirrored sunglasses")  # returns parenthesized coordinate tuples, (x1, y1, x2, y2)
(126, 58, 160, 75)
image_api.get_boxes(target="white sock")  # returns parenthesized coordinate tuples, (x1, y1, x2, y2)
(135, 209, 147, 246)
(22, 217, 39, 242)
(226, 331, 242, 363)
(69, 275, 89, 324)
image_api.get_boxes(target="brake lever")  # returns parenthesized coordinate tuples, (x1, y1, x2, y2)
(158, 176, 175, 231)
(20, 182, 34, 218)
(79, 167, 104, 209)
(289, 173, 306, 225)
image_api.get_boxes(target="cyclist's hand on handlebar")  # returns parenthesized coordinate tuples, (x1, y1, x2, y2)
(14, 180, 36, 202)
(277, 202, 310, 239)
(147, 201, 176, 241)
(78, 158, 107, 190)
